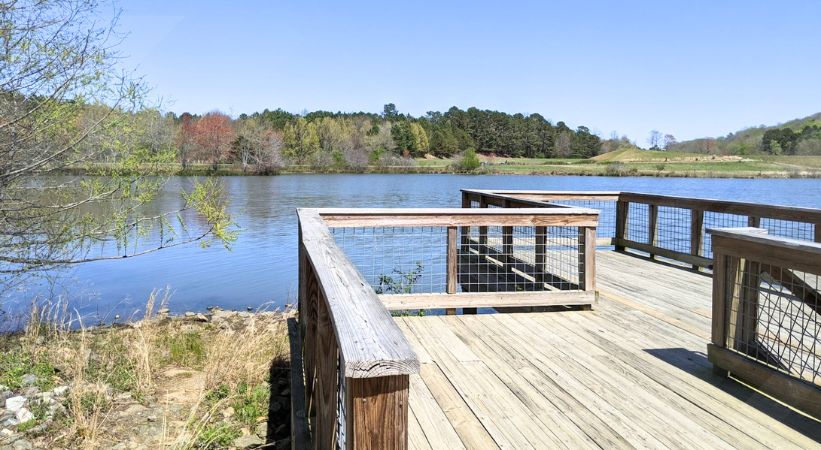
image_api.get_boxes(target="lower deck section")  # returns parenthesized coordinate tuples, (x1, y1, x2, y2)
(395, 251, 820, 449)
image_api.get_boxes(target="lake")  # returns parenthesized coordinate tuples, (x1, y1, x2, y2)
(3, 174, 821, 322)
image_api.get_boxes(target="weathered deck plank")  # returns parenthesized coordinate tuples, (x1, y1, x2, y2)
(398, 251, 821, 449)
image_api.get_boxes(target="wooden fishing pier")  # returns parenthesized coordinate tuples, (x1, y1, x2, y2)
(291, 189, 821, 449)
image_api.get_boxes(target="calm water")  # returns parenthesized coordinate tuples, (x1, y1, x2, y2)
(3, 174, 821, 321)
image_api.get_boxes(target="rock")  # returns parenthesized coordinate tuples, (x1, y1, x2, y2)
(221, 407, 234, 419)
(19, 376, 36, 388)
(14, 409, 33, 424)
(19, 388, 37, 399)
(51, 386, 68, 397)
(3, 417, 19, 427)
(4, 397, 25, 413)
(0, 391, 13, 404)
(233, 434, 263, 449)
(194, 313, 208, 322)
(0, 428, 13, 437)
(254, 422, 267, 438)
(11, 439, 33, 450)
(146, 415, 157, 422)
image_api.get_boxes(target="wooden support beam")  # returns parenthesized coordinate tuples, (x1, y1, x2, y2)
(379, 291, 596, 310)
(534, 226, 547, 284)
(288, 318, 311, 450)
(707, 344, 821, 419)
(501, 199, 514, 267)
(690, 209, 704, 270)
(815, 222, 821, 243)
(614, 238, 712, 268)
(460, 192, 471, 247)
(615, 200, 629, 251)
(446, 226, 457, 315)
(648, 204, 658, 259)
(345, 375, 410, 450)
(478, 197, 488, 250)
(747, 216, 761, 228)
(580, 226, 596, 292)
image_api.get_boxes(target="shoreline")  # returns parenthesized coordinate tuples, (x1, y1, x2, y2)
(61, 164, 821, 179)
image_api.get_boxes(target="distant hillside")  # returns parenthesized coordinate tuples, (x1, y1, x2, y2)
(669, 112, 821, 156)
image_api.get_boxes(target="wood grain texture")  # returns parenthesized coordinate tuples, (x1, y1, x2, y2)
(346, 375, 410, 450)
(711, 228, 821, 275)
(707, 344, 820, 420)
(298, 209, 419, 378)
(317, 208, 599, 228)
(378, 291, 595, 310)
(394, 258, 821, 449)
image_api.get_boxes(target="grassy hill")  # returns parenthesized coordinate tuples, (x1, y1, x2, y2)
(670, 112, 821, 155)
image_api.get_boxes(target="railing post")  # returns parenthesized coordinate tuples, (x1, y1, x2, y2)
(615, 199, 629, 251)
(460, 192, 471, 247)
(535, 226, 547, 285)
(501, 199, 514, 266)
(815, 222, 821, 243)
(345, 375, 410, 450)
(747, 216, 760, 228)
(648, 204, 658, 259)
(478, 196, 488, 250)
(579, 226, 596, 292)
(710, 251, 730, 377)
(446, 226, 458, 315)
(690, 209, 704, 270)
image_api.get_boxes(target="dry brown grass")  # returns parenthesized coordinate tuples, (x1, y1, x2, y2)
(12, 291, 291, 449)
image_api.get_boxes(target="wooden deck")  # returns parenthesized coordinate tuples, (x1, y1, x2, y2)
(396, 251, 821, 449)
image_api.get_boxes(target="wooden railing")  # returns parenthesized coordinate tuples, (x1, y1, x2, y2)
(296, 206, 599, 448)
(707, 228, 821, 418)
(463, 189, 821, 270)
(297, 209, 418, 450)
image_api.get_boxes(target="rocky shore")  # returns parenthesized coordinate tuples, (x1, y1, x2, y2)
(0, 306, 292, 450)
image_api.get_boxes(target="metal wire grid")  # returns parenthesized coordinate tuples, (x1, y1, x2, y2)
(626, 203, 649, 243)
(761, 218, 815, 242)
(655, 206, 692, 254)
(330, 227, 448, 294)
(551, 200, 616, 240)
(701, 212, 748, 259)
(725, 260, 820, 386)
(331, 225, 584, 296)
(459, 225, 581, 292)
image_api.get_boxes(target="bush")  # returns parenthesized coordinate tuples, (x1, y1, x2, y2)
(458, 148, 481, 172)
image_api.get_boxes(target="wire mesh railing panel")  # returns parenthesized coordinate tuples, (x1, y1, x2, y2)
(656, 206, 692, 254)
(702, 212, 749, 258)
(552, 200, 616, 240)
(626, 203, 649, 243)
(459, 225, 581, 292)
(761, 218, 815, 242)
(725, 260, 820, 386)
(332, 224, 585, 297)
(331, 227, 448, 294)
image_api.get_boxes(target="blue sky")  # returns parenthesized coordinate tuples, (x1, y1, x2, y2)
(118, 0, 821, 143)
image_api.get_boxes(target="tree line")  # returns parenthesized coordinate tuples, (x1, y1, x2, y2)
(106, 104, 603, 173)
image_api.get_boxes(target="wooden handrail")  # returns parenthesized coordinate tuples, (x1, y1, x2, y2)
(299, 209, 419, 378)
(707, 228, 821, 419)
(317, 207, 599, 228)
(298, 208, 418, 449)
(463, 189, 821, 269)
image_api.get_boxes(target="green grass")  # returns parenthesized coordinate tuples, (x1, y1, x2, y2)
(0, 348, 57, 391)
(232, 383, 269, 427)
(166, 331, 206, 368)
(197, 422, 241, 448)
